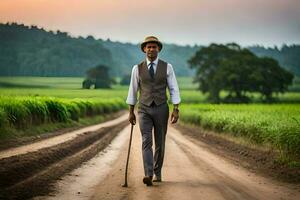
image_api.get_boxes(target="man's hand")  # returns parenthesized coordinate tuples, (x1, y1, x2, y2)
(170, 109, 179, 124)
(128, 105, 136, 125)
(129, 112, 136, 125)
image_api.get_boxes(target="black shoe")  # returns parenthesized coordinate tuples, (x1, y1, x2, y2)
(153, 176, 161, 182)
(143, 176, 153, 186)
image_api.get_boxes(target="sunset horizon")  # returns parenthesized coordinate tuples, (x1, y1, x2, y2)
(1, 0, 299, 47)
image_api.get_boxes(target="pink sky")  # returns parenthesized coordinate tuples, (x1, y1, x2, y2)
(0, 0, 299, 46)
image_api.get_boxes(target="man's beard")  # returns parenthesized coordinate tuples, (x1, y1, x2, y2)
(147, 52, 157, 60)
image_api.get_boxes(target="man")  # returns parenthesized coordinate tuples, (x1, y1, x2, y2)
(126, 36, 181, 186)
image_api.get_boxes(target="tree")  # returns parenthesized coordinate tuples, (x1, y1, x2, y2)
(82, 79, 94, 89)
(189, 43, 294, 103)
(84, 64, 113, 89)
(188, 43, 240, 102)
(120, 74, 131, 85)
(254, 57, 294, 101)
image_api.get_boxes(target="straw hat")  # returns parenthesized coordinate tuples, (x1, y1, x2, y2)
(140, 36, 163, 53)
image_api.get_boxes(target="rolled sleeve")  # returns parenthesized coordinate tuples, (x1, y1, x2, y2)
(167, 63, 181, 104)
(126, 65, 139, 105)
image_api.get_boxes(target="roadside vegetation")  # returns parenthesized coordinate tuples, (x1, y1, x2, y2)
(0, 96, 126, 139)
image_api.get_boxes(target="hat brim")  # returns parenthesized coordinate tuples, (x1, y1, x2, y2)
(141, 41, 163, 53)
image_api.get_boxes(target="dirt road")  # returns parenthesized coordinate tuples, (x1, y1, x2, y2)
(33, 121, 300, 200)
(0, 113, 128, 159)
(0, 114, 128, 199)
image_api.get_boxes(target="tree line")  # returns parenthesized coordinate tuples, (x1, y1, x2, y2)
(0, 22, 198, 77)
(0, 23, 113, 76)
(1, 22, 299, 77)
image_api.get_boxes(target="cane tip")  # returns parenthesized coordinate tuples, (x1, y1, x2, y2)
(122, 183, 128, 187)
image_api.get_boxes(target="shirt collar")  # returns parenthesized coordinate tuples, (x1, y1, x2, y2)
(146, 57, 159, 67)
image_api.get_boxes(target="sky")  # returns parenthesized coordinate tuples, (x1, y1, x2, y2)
(0, 0, 299, 47)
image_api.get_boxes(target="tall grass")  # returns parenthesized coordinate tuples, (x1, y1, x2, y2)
(0, 96, 127, 132)
(180, 104, 300, 158)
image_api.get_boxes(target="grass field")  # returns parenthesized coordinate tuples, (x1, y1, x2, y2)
(1, 76, 300, 103)
(0, 76, 299, 162)
(0, 77, 128, 99)
(0, 96, 126, 138)
(180, 104, 300, 159)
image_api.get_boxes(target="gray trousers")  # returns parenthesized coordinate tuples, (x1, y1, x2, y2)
(138, 102, 169, 177)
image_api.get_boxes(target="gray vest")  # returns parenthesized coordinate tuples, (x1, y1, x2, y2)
(138, 59, 168, 106)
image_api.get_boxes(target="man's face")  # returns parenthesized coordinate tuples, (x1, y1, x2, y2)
(144, 42, 160, 60)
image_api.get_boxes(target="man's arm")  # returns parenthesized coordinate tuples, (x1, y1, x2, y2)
(126, 65, 139, 125)
(166, 64, 181, 124)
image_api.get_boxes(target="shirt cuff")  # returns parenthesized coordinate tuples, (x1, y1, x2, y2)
(170, 97, 181, 105)
(126, 98, 137, 105)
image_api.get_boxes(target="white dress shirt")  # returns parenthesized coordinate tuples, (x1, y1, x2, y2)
(126, 57, 181, 105)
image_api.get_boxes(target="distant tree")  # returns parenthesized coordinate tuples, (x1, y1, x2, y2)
(82, 78, 94, 89)
(189, 43, 294, 103)
(120, 74, 131, 85)
(249, 44, 300, 76)
(254, 57, 294, 101)
(188, 43, 239, 102)
(86, 35, 95, 41)
(111, 77, 118, 85)
(85, 64, 113, 89)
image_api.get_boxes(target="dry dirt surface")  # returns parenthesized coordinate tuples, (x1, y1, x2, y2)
(1, 114, 300, 200)
(89, 123, 300, 200)
(0, 114, 128, 200)
(175, 123, 300, 183)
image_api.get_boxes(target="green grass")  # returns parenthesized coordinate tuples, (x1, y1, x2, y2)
(180, 104, 300, 158)
(0, 96, 126, 139)
(1, 76, 300, 103)
(0, 77, 84, 89)
(0, 77, 129, 139)
(0, 76, 300, 157)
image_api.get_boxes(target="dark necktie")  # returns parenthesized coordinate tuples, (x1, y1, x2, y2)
(149, 62, 154, 79)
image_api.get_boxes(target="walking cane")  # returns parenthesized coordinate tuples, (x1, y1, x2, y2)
(122, 123, 134, 187)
